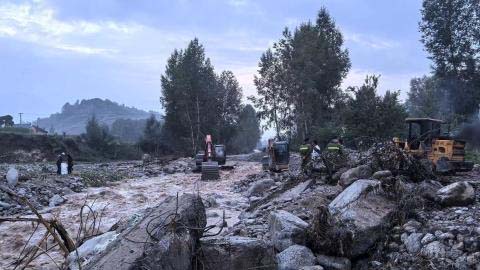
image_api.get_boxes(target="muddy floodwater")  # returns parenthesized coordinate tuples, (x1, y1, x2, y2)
(0, 160, 259, 269)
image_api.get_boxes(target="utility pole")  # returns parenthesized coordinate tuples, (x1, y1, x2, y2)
(19, 113, 23, 125)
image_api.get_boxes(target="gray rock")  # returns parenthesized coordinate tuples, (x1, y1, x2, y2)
(403, 233, 423, 253)
(339, 165, 373, 187)
(421, 233, 435, 245)
(276, 245, 316, 270)
(328, 179, 395, 258)
(438, 232, 455, 240)
(201, 236, 276, 270)
(421, 241, 447, 259)
(247, 179, 275, 197)
(329, 179, 380, 215)
(277, 180, 312, 201)
(418, 180, 443, 201)
(49, 194, 65, 207)
(269, 210, 309, 251)
(372, 170, 392, 179)
(86, 194, 206, 270)
(403, 220, 422, 233)
(6, 167, 19, 187)
(204, 196, 218, 208)
(436, 182, 475, 207)
(300, 266, 324, 270)
(316, 254, 351, 270)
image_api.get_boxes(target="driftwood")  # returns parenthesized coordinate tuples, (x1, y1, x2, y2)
(0, 184, 77, 269)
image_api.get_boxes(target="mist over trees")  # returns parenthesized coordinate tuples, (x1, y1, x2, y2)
(408, 0, 480, 123)
(230, 105, 262, 154)
(111, 119, 147, 143)
(139, 115, 164, 155)
(160, 39, 261, 155)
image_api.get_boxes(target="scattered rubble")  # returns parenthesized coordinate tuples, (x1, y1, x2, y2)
(0, 146, 479, 269)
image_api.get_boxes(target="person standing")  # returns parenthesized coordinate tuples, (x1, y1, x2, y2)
(311, 140, 321, 161)
(299, 138, 312, 172)
(67, 154, 74, 174)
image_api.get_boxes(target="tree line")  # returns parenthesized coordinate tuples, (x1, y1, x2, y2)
(251, 2, 479, 148)
(83, 39, 262, 157)
(85, 0, 480, 156)
(159, 39, 261, 155)
(407, 0, 480, 128)
(250, 7, 407, 147)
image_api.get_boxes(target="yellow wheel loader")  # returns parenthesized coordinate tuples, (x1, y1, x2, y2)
(394, 118, 474, 174)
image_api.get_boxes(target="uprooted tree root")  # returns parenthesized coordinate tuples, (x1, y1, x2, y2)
(0, 185, 108, 270)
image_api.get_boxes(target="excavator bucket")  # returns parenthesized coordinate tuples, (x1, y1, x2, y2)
(201, 161, 220, 180)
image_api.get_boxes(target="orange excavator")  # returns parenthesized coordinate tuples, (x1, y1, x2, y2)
(195, 135, 226, 180)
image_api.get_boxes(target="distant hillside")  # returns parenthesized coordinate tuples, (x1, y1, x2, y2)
(37, 98, 161, 135)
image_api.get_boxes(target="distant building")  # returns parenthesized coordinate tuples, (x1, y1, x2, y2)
(13, 123, 32, 129)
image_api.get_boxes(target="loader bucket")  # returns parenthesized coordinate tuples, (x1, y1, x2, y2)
(201, 161, 220, 180)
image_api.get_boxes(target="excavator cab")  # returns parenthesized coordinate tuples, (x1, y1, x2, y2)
(194, 135, 227, 180)
(262, 139, 290, 172)
(200, 135, 220, 180)
(214, 144, 226, 165)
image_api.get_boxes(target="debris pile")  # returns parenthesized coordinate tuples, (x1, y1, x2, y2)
(0, 149, 478, 269)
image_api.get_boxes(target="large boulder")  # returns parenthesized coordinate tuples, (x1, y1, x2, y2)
(436, 182, 475, 207)
(339, 165, 372, 187)
(328, 179, 395, 258)
(247, 179, 275, 197)
(329, 179, 380, 215)
(418, 180, 443, 201)
(86, 194, 206, 270)
(269, 210, 309, 251)
(276, 245, 316, 270)
(316, 254, 351, 270)
(201, 236, 276, 270)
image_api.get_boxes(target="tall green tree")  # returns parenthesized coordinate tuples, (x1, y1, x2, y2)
(344, 76, 407, 141)
(217, 71, 243, 146)
(161, 39, 218, 154)
(250, 49, 292, 138)
(251, 7, 350, 141)
(420, 0, 480, 117)
(160, 39, 244, 155)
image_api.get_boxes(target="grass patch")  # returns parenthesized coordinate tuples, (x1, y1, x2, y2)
(80, 169, 128, 187)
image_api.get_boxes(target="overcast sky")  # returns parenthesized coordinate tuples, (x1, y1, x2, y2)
(0, 0, 431, 123)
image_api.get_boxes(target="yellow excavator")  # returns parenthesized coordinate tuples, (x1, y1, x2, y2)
(262, 138, 290, 172)
(394, 118, 473, 174)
